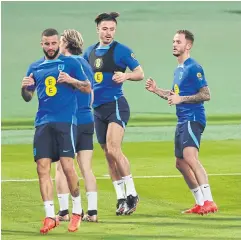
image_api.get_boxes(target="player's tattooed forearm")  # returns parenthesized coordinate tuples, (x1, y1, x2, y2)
(181, 86, 211, 103)
(155, 88, 171, 100)
(21, 88, 33, 102)
(73, 80, 91, 93)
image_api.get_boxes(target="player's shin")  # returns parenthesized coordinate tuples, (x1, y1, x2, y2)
(122, 175, 137, 197)
(113, 180, 126, 199)
(191, 187, 204, 206)
(86, 192, 98, 215)
(44, 201, 55, 218)
(200, 184, 214, 202)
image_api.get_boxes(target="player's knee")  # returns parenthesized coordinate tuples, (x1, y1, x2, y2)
(79, 163, 92, 178)
(36, 160, 50, 177)
(176, 158, 183, 172)
(107, 145, 121, 159)
(183, 156, 199, 171)
(56, 161, 64, 173)
(61, 162, 75, 177)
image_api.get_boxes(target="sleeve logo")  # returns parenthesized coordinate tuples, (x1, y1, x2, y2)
(197, 72, 203, 80)
(131, 53, 136, 60)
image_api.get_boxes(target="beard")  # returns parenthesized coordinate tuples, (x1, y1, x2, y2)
(173, 52, 181, 57)
(43, 47, 60, 59)
(173, 48, 185, 57)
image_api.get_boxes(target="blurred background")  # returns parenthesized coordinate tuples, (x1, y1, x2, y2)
(2, 1, 241, 126)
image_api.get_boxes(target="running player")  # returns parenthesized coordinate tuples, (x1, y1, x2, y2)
(55, 29, 98, 222)
(21, 28, 91, 234)
(83, 12, 144, 215)
(145, 30, 218, 215)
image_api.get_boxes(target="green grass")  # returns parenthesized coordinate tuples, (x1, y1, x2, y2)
(2, 140, 241, 240)
(1, 114, 241, 130)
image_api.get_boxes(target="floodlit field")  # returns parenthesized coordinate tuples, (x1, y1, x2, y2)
(2, 137, 241, 240)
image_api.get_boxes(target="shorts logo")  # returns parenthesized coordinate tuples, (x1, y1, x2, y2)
(58, 64, 65, 71)
(94, 72, 103, 83)
(63, 150, 71, 153)
(174, 84, 180, 95)
(197, 72, 203, 80)
(33, 148, 36, 156)
(94, 58, 103, 69)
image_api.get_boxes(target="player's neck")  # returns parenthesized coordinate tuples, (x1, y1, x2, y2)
(64, 51, 72, 56)
(177, 53, 190, 65)
(99, 40, 114, 47)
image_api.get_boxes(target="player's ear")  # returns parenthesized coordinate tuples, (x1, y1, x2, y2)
(186, 42, 192, 50)
(40, 41, 43, 47)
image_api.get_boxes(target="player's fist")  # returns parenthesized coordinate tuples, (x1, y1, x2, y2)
(22, 73, 35, 88)
(57, 72, 72, 84)
(168, 93, 182, 105)
(112, 71, 127, 83)
(145, 77, 157, 92)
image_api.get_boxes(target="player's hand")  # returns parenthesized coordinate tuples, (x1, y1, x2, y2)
(112, 71, 127, 83)
(22, 73, 35, 88)
(145, 77, 157, 92)
(168, 92, 182, 105)
(57, 72, 73, 84)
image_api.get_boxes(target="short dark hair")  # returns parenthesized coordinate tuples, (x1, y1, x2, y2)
(95, 12, 120, 25)
(176, 30, 194, 43)
(41, 28, 59, 37)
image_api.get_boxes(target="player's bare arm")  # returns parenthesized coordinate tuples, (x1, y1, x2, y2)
(57, 72, 91, 93)
(112, 66, 144, 83)
(145, 77, 171, 100)
(21, 73, 35, 102)
(168, 86, 211, 105)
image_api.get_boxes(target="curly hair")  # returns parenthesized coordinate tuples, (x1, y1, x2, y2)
(61, 29, 84, 55)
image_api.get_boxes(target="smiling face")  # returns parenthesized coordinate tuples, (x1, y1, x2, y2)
(41, 35, 60, 59)
(97, 20, 117, 45)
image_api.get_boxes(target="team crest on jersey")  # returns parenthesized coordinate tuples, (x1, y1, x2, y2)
(94, 58, 103, 69)
(197, 72, 203, 80)
(179, 71, 183, 80)
(58, 64, 65, 71)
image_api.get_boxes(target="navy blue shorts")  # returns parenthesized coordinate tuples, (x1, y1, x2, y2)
(175, 121, 205, 159)
(76, 122, 94, 152)
(33, 123, 77, 162)
(94, 96, 130, 144)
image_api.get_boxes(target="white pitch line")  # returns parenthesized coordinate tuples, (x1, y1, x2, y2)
(1, 173, 241, 183)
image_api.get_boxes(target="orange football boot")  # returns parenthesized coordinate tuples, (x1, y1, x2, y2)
(182, 204, 203, 214)
(68, 213, 82, 232)
(40, 217, 59, 234)
(198, 200, 218, 215)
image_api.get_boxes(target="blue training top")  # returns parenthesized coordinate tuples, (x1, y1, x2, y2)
(172, 57, 208, 127)
(26, 54, 87, 126)
(83, 41, 140, 108)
